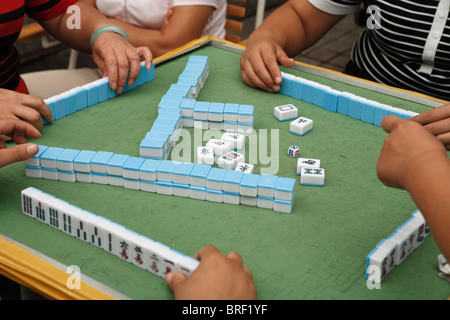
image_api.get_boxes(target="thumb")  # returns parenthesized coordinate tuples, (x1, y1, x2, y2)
(381, 115, 403, 134)
(165, 272, 187, 291)
(0, 143, 38, 168)
(277, 49, 295, 69)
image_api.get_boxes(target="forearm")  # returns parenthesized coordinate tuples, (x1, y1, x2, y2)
(247, 3, 307, 57)
(106, 19, 172, 57)
(248, 0, 344, 57)
(405, 157, 450, 260)
(40, 2, 121, 53)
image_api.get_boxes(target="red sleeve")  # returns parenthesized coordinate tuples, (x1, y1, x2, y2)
(25, 0, 78, 21)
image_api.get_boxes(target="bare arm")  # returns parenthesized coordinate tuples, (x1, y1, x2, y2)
(80, 0, 213, 58)
(38, 2, 152, 94)
(241, 0, 344, 92)
(110, 5, 213, 57)
(377, 116, 450, 261)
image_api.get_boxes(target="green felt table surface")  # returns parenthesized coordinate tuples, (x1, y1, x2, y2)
(1, 42, 448, 300)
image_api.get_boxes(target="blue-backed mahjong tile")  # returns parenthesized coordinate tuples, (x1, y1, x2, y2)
(194, 101, 210, 113)
(190, 164, 212, 186)
(167, 84, 191, 98)
(302, 80, 316, 104)
(258, 174, 279, 191)
(207, 167, 227, 183)
(209, 102, 225, 114)
(223, 170, 244, 186)
(140, 138, 166, 150)
(158, 98, 182, 110)
(24, 145, 48, 167)
(323, 89, 340, 112)
(73, 150, 96, 169)
(43, 98, 56, 121)
(275, 177, 296, 199)
(56, 149, 80, 171)
(388, 106, 406, 118)
(173, 162, 195, 177)
(373, 104, 391, 127)
(361, 100, 378, 124)
(240, 173, 261, 189)
(143, 62, 155, 82)
(140, 158, 161, 176)
(337, 92, 355, 116)
(238, 104, 254, 115)
(157, 160, 177, 174)
(224, 103, 239, 121)
(107, 153, 130, 169)
(279, 73, 292, 96)
(52, 95, 67, 120)
(290, 77, 304, 101)
(91, 151, 114, 169)
(313, 84, 330, 108)
(348, 96, 366, 120)
(123, 157, 145, 171)
(82, 83, 99, 107)
(95, 78, 109, 102)
(41, 146, 64, 163)
(73, 87, 88, 111)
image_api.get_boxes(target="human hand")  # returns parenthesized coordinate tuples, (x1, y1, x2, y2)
(240, 36, 295, 93)
(0, 89, 53, 130)
(165, 245, 257, 300)
(0, 119, 41, 168)
(91, 32, 153, 94)
(376, 115, 449, 190)
(410, 103, 450, 149)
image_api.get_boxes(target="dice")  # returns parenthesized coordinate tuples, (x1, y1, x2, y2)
(288, 145, 300, 158)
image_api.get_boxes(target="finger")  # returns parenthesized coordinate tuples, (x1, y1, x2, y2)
(193, 244, 220, 260)
(423, 118, 450, 136)
(241, 68, 257, 89)
(0, 134, 12, 143)
(93, 53, 108, 78)
(278, 49, 295, 69)
(12, 94, 53, 122)
(411, 103, 450, 125)
(243, 267, 253, 280)
(380, 115, 403, 134)
(252, 51, 279, 90)
(436, 131, 450, 147)
(0, 119, 41, 139)
(165, 271, 187, 291)
(242, 60, 275, 92)
(0, 143, 39, 168)
(261, 49, 283, 88)
(110, 47, 131, 94)
(137, 47, 153, 70)
(225, 251, 244, 266)
(126, 48, 142, 87)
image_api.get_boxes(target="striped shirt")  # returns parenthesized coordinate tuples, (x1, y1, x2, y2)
(309, 0, 450, 101)
(1, 0, 77, 92)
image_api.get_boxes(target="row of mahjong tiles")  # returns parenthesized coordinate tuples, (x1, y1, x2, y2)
(20, 186, 200, 279)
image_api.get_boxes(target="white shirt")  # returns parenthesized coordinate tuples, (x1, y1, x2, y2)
(96, 0, 226, 39)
